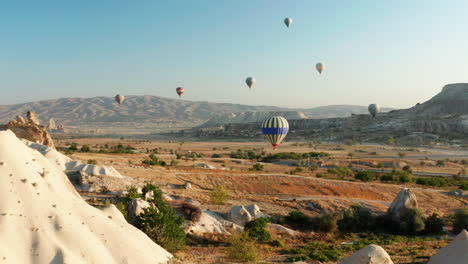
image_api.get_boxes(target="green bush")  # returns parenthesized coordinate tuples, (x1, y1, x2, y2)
(81, 145, 91, 152)
(354, 171, 374, 182)
(318, 213, 339, 233)
(137, 185, 186, 253)
(385, 208, 425, 235)
(338, 206, 376, 232)
(125, 185, 141, 203)
(250, 163, 264, 171)
(285, 211, 309, 228)
(453, 208, 468, 234)
(210, 185, 229, 205)
(211, 153, 221, 158)
(424, 213, 444, 235)
(69, 143, 78, 151)
(138, 207, 185, 253)
(244, 218, 271, 242)
(227, 232, 259, 262)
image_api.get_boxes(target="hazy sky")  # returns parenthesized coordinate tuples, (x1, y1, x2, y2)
(1, 0, 468, 108)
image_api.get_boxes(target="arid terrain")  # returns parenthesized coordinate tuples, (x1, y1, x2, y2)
(56, 137, 468, 263)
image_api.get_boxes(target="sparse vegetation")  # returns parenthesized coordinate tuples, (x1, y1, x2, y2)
(142, 154, 166, 166)
(210, 185, 229, 205)
(227, 232, 259, 262)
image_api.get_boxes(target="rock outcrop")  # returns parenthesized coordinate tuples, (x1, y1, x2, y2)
(1, 112, 54, 147)
(340, 244, 394, 264)
(127, 198, 155, 223)
(47, 118, 57, 130)
(387, 188, 418, 220)
(226, 204, 269, 226)
(428, 229, 468, 264)
(0, 129, 172, 263)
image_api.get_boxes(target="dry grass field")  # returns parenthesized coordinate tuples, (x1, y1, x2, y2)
(56, 138, 468, 263)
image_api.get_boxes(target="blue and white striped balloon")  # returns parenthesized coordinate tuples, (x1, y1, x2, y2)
(261, 116, 289, 149)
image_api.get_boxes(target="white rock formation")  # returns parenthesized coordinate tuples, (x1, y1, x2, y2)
(226, 204, 269, 226)
(387, 188, 418, 219)
(339, 244, 394, 264)
(127, 198, 155, 223)
(428, 229, 468, 264)
(187, 210, 243, 235)
(0, 129, 172, 263)
(22, 140, 123, 178)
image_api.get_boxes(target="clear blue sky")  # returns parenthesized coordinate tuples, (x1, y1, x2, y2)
(1, 0, 468, 108)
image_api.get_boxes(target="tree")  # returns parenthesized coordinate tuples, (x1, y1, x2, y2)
(81, 145, 91, 152)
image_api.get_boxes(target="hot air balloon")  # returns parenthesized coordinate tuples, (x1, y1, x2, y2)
(284, 17, 292, 28)
(368, 104, 380, 117)
(245, 77, 255, 89)
(176, 87, 185, 97)
(316, 63, 325, 74)
(115, 94, 125, 105)
(261, 116, 289, 150)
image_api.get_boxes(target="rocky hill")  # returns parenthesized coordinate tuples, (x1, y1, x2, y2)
(0, 96, 390, 132)
(391, 83, 468, 117)
(193, 84, 468, 146)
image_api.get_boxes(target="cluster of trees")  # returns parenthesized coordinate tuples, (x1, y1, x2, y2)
(275, 205, 468, 236)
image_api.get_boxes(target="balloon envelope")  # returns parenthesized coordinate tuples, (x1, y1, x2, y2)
(261, 116, 289, 149)
(368, 104, 380, 117)
(316, 63, 325, 74)
(176, 87, 185, 97)
(245, 77, 256, 89)
(284, 17, 292, 27)
(115, 95, 125, 105)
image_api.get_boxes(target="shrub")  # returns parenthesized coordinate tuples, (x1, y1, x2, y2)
(379, 174, 394, 182)
(87, 159, 98, 165)
(227, 232, 258, 262)
(385, 208, 425, 235)
(69, 143, 78, 151)
(354, 171, 374, 182)
(125, 185, 141, 203)
(138, 207, 185, 253)
(142, 154, 166, 166)
(397, 172, 412, 183)
(424, 213, 444, 235)
(402, 165, 412, 173)
(398, 152, 406, 159)
(285, 211, 309, 228)
(318, 213, 339, 233)
(436, 160, 445, 166)
(81, 145, 91, 152)
(338, 206, 376, 232)
(211, 153, 221, 158)
(210, 185, 229, 205)
(453, 208, 468, 234)
(459, 182, 468, 190)
(271, 238, 285, 248)
(138, 185, 186, 253)
(250, 163, 264, 171)
(244, 218, 271, 242)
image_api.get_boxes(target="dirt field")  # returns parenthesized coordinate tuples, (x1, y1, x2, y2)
(56, 138, 468, 263)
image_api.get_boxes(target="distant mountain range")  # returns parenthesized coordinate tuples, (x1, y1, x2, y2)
(0, 96, 394, 131)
